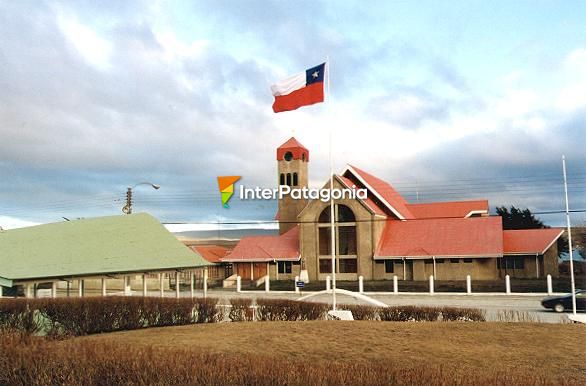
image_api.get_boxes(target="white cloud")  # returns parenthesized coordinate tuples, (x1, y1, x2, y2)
(556, 48, 586, 112)
(57, 13, 112, 70)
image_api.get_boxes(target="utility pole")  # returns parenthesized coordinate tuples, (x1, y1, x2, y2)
(122, 188, 133, 214)
(122, 182, 159, 215)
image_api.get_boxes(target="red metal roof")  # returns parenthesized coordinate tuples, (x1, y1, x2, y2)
(375, 216, 503, 258)
(190, 245, 230, 264)
(276, 137, 309, 161)
(503, 229, 563, 255)
(222, 226, 300, 262)
(338, 175, 386, 216)
(407, 200, 489, 219)
(344, 165, 415, 220)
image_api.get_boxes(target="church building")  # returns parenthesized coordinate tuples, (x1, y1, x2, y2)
(223, 137, 563, 282)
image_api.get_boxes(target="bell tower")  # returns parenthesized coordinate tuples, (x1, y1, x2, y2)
(277, 137, 309, 234)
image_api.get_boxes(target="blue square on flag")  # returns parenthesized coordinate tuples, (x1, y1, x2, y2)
(305, 63, 325, 85)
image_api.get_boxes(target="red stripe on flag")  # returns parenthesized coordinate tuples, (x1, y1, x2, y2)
(272, 82, 324, 113)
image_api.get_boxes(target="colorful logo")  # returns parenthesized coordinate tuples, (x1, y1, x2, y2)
(217, 176, 241, 208)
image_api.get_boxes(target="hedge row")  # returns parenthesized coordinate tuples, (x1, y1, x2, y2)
(226, 300, 485, 322)
(0, 298, 485, 336)
(255, 299, 330, 321)
(0, 297, 221, 337)
(341, 304, 486, 322)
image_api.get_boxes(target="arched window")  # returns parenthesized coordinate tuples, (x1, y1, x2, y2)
(279, 173, 285, 186)
(302, 153, 306, 161)
(318, 204, 357, 274)
(293, 173, 298, 186)
(286, 173, 292, 186)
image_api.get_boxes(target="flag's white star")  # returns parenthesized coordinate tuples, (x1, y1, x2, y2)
(312, 70, 319, 78)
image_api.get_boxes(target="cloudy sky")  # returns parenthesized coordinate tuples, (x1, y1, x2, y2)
(0, 0, 584, 229)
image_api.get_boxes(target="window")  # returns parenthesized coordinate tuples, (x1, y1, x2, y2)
(319, 227, 331, 255)
(436, 259, 445, 264)
(278, 261, 292, 274)
(385, 260, 394, 273)
(424, 259, 433, 265)
(286, 173, 292, 186)
(319, 259, 332, 273)
(318, 205, 357, 274)
(293, 173, 298, 186)
(463, 258, 473, 263)
(302, 153, 306, 161)
(338, 205, 356, 222)
(318, 205, 356, 257)
(284, 151, 293, 161)
(319, 206, 331, 223)
(514, 256, 525, 269)
(279, 173, 285, 185)
(338, 226, 357, 255)
(450, 258, 459, 263)
(339, 259, 357, 273)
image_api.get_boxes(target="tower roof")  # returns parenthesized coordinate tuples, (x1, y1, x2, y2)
(277, 137, 309, 161)
(277, 137, 308, 151)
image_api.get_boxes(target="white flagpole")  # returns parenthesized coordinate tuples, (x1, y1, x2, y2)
(562, 155, 576, 315)
(326, 57, 336, 311)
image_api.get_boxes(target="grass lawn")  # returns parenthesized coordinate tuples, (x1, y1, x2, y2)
(2, 321, 584, 385)
(76, 321, 585, 382)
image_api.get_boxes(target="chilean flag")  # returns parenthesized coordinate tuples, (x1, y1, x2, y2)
(271, 63, 325, 113)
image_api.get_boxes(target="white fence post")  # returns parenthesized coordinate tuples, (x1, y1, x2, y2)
(101, 278, 107, 297)
(547, 274, 553, 295)
(203, 268, 208, 299)
(429, 275, 434, 295)
(25, 283, 32, 299)
(142, 274, 147, 297)
(393, 275, 398, 294)
(326, 276, 331, 292)
(505, 274, 511, 295)
(78, 280, 83, 297)
(466, 275, 472, 295)
(175, 273, 180, 298)
(190, 272, 195, 298)
(159, 273, 164, 298)
(358, 275, 364, 293)
(265, 276, 270, 292)
(295, 276, 300, 293)
(51, 282, 57, 298)
(236, 276, 241, 293)
(124, 276, 132, 296)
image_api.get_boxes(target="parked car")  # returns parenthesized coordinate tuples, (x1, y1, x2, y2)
(541, 290, 586, 312)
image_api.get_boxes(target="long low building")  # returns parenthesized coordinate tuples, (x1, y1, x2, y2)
(0, 213, 211, 297)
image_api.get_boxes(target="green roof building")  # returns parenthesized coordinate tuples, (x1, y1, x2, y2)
(0, 213, 210, 296)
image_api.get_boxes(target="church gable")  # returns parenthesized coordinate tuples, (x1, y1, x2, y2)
(297, 175, 377, 223)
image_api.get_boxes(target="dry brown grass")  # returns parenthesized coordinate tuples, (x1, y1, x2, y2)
(2, 321, 584, 385)
(75, 321, 586, 382)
